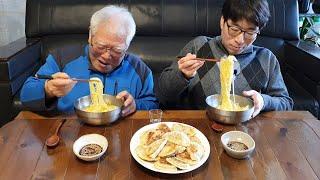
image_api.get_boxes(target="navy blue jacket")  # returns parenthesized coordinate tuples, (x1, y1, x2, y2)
(21, 45, 158, 112)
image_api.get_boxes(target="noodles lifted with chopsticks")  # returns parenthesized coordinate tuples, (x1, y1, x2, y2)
(84, 77, 118, 112)
(217, 55, 248, 111)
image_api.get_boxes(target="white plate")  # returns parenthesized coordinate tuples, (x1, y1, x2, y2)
(130, 122, 210, 174)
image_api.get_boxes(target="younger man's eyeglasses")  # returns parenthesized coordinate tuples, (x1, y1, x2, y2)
(225, 22, 260, 40)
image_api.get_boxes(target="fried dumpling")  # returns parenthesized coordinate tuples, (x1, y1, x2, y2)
(172, 124, 196, 137)
(175, 145, 187, 154)
(186, 142, 204, 161)
(156, 123, 171, 133)
(189, 135, 201, 144)
(158, 142, 186, 157)
(154, 158, 177, 172)
(145, 138, 168, 159)
(140, 129, 163, 145)
(175, 151, 198, 165)
(140, 130, 154, 145)
(166, 157, 190, 170)
(135, 145, 158, 162)
(158, 142, 176, 157)
(163, 131, 191, 147)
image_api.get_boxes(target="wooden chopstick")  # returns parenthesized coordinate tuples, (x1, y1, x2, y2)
(176, 56, 220, 62)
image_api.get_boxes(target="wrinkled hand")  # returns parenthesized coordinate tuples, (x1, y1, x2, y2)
(116, 91, 136, 117)
(242, 90, 264, 118)
(178, 53, 204, 79)
(44, 72, 77, 98)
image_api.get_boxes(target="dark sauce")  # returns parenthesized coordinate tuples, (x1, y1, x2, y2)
(227, 141, 248, 151)
(79, 144, 103, 156)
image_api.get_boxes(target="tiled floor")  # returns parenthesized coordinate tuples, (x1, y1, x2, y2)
(0, 0, 25, 47)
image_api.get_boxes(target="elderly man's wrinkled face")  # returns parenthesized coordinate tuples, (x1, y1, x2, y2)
(220, 17, 260, 55)
(89, 23, 127, 73)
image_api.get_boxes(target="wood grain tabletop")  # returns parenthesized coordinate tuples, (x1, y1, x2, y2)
(0, 110, 319, 180)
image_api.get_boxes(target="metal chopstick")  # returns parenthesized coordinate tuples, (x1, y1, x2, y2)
(35, 74, 94, 82)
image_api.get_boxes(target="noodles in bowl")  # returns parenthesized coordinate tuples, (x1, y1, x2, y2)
(217, 55, 249, 111)
(84, 77, 118, 113)
(74, 78, 123, 125)
(206, 55, 254, 124)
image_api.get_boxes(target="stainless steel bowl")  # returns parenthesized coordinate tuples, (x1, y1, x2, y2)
(74, 94, 123, 125)
(206, 94, 254, 125)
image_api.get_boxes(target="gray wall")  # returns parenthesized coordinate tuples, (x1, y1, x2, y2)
(0, 0, 25, 47)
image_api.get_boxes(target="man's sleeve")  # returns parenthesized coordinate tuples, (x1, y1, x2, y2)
(20, 54, 60, 111)
(261, 56, 294, 111)
(158, 36, 209, 105)
(135, 71, 159, 110)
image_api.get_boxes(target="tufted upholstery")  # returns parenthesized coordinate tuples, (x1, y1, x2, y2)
(0, 0, 319, 126)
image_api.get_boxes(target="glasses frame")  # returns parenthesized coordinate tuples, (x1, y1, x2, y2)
(89, 35, 127, 57)
(225, 21, 260, 40)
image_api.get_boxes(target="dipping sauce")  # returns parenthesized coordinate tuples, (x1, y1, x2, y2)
(79, 144, 103, 156)
(227, 141, 248, 151)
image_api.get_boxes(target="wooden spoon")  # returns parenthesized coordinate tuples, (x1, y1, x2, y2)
(45, 119, 67, 147)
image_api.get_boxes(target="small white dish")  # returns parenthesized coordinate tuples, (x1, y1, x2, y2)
(73, 134, 108, 161)
(221, 131, 255, 159)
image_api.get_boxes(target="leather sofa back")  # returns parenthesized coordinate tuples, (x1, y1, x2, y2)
(26, 0, 299, 40)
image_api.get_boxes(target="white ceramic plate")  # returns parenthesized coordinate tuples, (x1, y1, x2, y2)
(130, 122, 210, 174)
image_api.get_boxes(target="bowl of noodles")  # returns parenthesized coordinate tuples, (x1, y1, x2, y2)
(74, 77, 123, 125)
(75, 94, 123, 125)
(205, 55, 254, 125)
(206, 94, 254, 125)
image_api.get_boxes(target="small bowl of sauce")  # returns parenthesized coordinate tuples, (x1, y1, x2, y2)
(73, 134, 108, 161)
(79, 143, 103, 156)
(227, 141, 249, 151)
(221, 131, 255, 159)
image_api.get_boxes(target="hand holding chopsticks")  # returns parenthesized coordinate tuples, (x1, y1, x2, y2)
(176, 53, 210, 79)
(36, 72, 78, 98)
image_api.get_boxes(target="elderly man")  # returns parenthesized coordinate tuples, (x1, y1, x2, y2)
(21, 5, 158, 116)
(159, 0, 293, 117)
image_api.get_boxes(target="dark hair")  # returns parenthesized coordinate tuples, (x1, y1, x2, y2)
(222, 0, 270, 29)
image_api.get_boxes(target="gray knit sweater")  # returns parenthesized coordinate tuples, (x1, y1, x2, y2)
(158, 36, 293, 111)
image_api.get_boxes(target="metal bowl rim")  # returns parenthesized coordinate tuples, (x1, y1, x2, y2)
(205, 94, 254, 113)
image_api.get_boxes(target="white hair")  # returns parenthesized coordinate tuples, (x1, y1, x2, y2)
(90, 5, 136, 46)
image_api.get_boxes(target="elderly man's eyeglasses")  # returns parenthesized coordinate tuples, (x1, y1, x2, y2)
(225, 22, 260, 40)
(90, 40, 127, 57)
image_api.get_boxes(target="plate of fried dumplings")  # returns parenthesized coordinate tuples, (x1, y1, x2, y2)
(130, 122, 210, 174)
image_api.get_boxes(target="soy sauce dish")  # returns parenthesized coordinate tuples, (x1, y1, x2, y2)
(73, 134, 108, 161)
(221, 131, 255, 159)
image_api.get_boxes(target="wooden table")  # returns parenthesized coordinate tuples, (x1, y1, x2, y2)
(0, 110, 319, 180)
